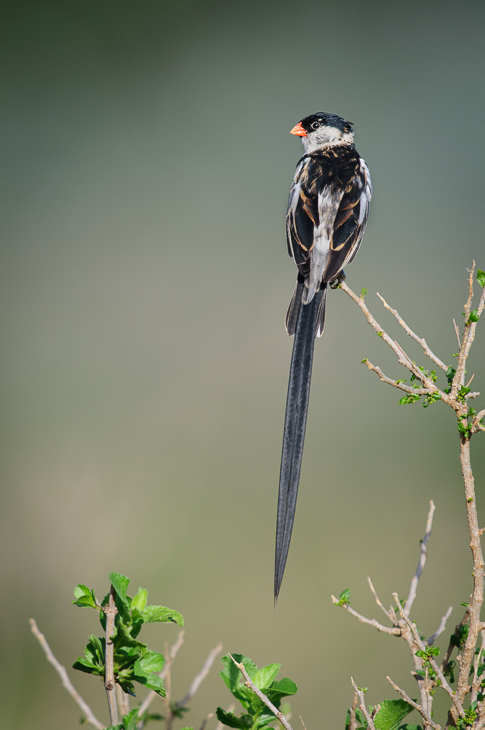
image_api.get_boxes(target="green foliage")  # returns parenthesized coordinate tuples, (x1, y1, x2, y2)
(450, 623, 469, 649)
(345, 699, 416, 730)
(374, 700, 416, 730)
(107, 708, 141, 730)
(72, 573, 183, 697)
(336, 589, 351, 606)
(477, 269, 485, 288)
(361, 287, 369, 298)
(217, 654, 297, 730)
(467, 308, 480, 324)
(414, 647, 441, 687)
(456, 702, 478, 730)
(398, 392, 421, 406)
(397, 367, 439, 407)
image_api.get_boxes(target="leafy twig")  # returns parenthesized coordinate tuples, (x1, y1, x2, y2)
(331, 595, 401, 635)
(228, 654, 294, 730)
(350, 678, 376, 730)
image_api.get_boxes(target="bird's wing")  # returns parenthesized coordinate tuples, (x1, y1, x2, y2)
(286, 158, 317, 281)
(319, 158, 372, 283)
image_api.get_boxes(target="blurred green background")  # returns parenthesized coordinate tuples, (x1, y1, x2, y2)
(2, 0, 485, 728)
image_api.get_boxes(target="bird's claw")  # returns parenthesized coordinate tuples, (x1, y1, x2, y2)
(330, 271, 346, 289)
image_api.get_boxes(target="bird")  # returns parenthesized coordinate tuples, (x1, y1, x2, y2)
(274, 112, 372, 602)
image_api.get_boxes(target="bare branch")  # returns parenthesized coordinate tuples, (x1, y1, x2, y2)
(228, 654, 294, 730)
(455, 437, 485, 708)
(386, 676, 440, 730)
(104, 585, 119, 727)
(392, 594, 465, 718)
(453, 319, 461, 349)
(339, 283, 452, 405)
(331, 595, 401, 635)
(367, 577, 396, 624)
(427, 606, 453, 646)
(404, 500, 436, 615)
(350, 678, 376, 730)
(452, 264, 485, 401)
(116, 684, 130, 717)
(161, 631, 185, 680)
(376, 293, 448, 372)
(362, 358, 431, 395)
(176, 643, 223, 709)
(198, 713, 214, 730)
(349, 691, 359, 730)
(29, 618, 105, 730)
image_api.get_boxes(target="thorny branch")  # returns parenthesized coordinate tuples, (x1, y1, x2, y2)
(336, 267, 485, 729)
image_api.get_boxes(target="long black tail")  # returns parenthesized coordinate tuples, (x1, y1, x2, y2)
(274, 285, 326, 603)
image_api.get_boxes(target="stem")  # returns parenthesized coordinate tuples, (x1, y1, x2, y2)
(454, 437, 485, 709)
(105, 585, 119, 726)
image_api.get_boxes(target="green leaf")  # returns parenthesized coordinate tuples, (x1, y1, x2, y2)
(113, 622, 147, 653)
(133, 660, 166, 696)
(468, 309, 480, 324)
(398, 725, 422, 730)
(269, 678, 298, 697)
(142, 605, 184, 627)
(73, 657, 104, 675)
(109, 573, 130, 603)
(87, 634, 105, 665)
(374, 699, 414, 730)
(253, 664, 281, 690)
(121, 709, 140, 730)
(336, 589, 351, 606)
(220, 654, 258, 694)
(215, 708, 249, 729)
(73, 585, 98, 609)
(138, 650, 165, 674)
(477, 270, 485, 288)
(131, 588, 148, 612)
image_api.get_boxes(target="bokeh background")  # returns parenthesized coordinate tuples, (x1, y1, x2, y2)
(2, 1, 485, 728)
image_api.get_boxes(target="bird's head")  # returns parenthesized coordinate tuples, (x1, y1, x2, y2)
(290, 112, 354, 153)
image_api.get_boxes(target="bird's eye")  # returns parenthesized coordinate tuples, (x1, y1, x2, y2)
(311, 121, 321, 130)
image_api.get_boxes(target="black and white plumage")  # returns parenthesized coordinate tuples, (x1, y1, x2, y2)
(275, 112, 372, 603)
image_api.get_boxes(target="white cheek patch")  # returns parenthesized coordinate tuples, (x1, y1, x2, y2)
(302, 126, 354, 153)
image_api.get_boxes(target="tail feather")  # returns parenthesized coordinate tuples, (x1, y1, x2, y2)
(315, 284, 328, 338)
(275, 286, 326, 603)
(285, 280, 304, 336)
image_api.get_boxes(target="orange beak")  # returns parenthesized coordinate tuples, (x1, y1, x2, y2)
(290, 122, 307, 137)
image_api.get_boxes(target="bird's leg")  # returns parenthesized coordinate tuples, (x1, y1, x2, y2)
(330, 270, 346, 289)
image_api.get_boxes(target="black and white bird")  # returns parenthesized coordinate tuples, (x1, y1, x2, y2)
(275, 112, 372, 602)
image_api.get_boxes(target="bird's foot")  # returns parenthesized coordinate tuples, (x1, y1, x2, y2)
(330, 271, 346, 289)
